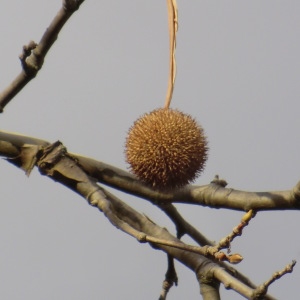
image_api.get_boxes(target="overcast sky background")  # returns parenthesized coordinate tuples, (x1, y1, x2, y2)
(0, 1, 299, 299)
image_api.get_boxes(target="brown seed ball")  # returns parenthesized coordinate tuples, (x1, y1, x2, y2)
(125, 108, 208, 190)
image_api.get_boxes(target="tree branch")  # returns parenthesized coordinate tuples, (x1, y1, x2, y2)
(0, 0, 85, 112)
(0, 131, 287, 299)
(75, 155, 300, 211)
(159, 255, 178, 300)
(1, 130, 300, 212)
(33, 141, 278, 299)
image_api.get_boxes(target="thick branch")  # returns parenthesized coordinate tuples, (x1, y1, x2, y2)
(0, 135, 282, 299)
(1, 130, 299, 212)
(75, 155, 300, 211)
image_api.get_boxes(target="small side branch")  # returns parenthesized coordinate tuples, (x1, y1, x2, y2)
(159, 255, 178, 300)
(157, 203, 215, 245)
(251, 260, 296, 299)
(0, 0, 85, 112)
(214, 210, 256, 254)
(213, 268, 277, 300)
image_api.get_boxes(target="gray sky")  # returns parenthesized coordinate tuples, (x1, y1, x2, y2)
(0, 1, 299, 299)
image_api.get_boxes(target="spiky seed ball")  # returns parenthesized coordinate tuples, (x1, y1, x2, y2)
(125, 108, 208, 190)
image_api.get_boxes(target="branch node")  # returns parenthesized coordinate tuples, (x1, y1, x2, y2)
(137, 233, 147, 243)
(63, 0, 80, 12)
(19, 41, 40, 76)
(292, 181, 300, 202)
(211, 175, 227, 187)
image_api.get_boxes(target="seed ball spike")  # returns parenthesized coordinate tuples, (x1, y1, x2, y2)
(125, 108, 208, 191)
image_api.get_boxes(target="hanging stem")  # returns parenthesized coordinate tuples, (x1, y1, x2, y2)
(164, 0, 178, 109)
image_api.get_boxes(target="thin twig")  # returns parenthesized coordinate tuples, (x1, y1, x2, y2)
(215, 210, 256, 253)
(159, 255, 178, 300)
(251, 260, 296, 299)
